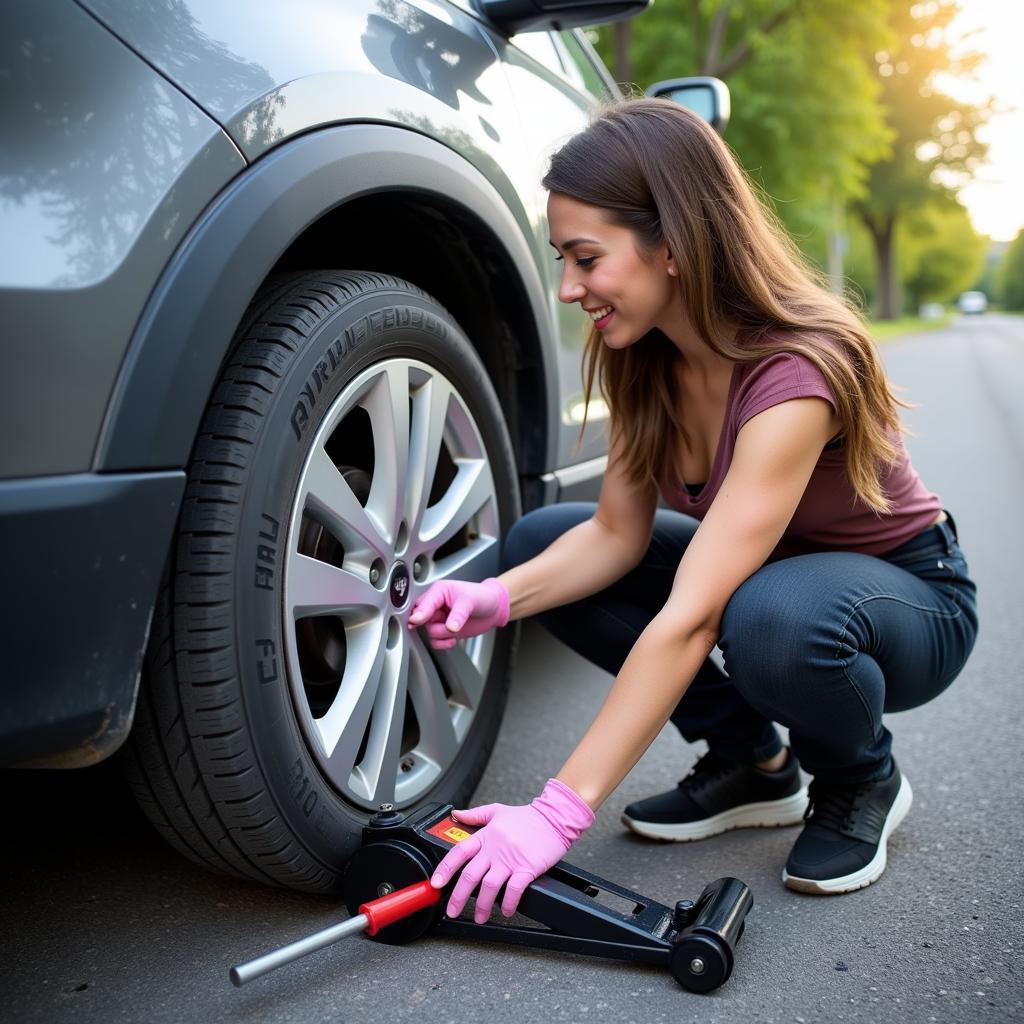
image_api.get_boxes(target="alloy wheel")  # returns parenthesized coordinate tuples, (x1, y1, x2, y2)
(283, 358, 501, 810)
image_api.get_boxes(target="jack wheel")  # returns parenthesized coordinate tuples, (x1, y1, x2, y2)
(670, 932, 732, 993)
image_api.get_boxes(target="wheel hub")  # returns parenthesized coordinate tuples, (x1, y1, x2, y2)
(388, 562, 411, 609)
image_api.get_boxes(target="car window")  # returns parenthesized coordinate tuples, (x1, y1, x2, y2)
(556, 30, 614, 101)
(510, 31, 565, 78)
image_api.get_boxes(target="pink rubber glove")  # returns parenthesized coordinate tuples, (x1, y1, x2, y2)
(430, 779, 595, 923)
(406, 577, 510, 650)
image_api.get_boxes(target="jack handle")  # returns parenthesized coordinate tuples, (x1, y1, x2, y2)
(230, 880, 440, 987)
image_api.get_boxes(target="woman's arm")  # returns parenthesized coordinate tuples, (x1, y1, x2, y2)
(498, 432, 659, 620)
(557, 396, 840, 808)
(429, 396, 840, 922)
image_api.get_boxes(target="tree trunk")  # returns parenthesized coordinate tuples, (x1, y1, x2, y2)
(614, 22, 632, 84)
(702, 2, 730, 75)
(864, 213, 900, 320)
(826, 199, 847, 298)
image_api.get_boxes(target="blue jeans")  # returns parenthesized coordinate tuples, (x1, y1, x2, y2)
(502, 504, 978, 785)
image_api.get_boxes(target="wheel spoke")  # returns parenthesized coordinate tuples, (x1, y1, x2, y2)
(352, 627, 409, 806)
(318, 617, 388, 772)
(406, 376, 451, 535)
(303, 446, 390, 560)
(364, 364, 410, 546)
(407, 636, 459, 768)
(431, 534, 501, 584)
(288, 552, 382, 619)
(420, 458, 493, 551)
(433, 638, 487, 712)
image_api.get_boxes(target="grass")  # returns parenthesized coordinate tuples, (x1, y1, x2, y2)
(868, 313, 953, 341)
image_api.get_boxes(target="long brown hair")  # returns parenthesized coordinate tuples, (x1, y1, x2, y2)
(542, 98, 905, 513)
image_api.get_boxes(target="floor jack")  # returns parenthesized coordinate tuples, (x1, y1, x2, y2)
(231, 802, 754, 994)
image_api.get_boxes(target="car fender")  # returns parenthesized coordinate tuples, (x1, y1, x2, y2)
(96, 123, 558, 473)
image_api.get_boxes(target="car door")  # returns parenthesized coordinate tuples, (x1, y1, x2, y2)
(484, 26, 618, 496)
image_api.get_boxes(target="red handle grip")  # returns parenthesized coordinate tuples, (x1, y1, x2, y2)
(358, 880, 441, 936)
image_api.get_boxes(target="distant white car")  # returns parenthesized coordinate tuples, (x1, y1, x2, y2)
(958, 291, 988, 314)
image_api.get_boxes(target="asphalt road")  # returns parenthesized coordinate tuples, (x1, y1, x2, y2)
(3, 314, 1022, 1024)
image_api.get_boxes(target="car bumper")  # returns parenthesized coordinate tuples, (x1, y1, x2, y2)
(0, 471, 184, 768)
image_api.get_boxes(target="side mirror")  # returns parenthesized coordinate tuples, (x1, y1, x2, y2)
(645, 77, 731, 134)
(478, 0, 650, 35)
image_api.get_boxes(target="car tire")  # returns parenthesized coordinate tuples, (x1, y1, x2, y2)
(122, 271, 521, 892)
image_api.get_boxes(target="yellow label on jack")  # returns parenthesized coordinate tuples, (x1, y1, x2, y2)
(426, 814, 478, 845)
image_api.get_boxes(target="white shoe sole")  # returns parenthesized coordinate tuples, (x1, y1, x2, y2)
(621, 788, 809, 842)
(782, 775, 913, 895)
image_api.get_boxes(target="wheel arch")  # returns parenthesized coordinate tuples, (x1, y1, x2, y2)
(96, 124, 556, 478)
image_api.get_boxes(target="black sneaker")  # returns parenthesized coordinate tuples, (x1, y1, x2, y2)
(783, 760, 913, 894)
(621, 749, 808, 841)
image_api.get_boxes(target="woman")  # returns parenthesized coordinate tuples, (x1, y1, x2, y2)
(407, 99, 977, 922)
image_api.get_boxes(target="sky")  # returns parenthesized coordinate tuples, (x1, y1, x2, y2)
(938, 0, 1024, 241)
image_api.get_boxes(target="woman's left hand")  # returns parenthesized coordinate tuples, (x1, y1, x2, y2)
(430, 779, 595, 922)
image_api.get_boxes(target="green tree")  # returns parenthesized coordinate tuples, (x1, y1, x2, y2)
(852, 0, 989, 318)
(593, 0, 893, 232)
(901, 197, 986, 308)
(998, 231, 1024, 310)
(971, 240, 1006, 300)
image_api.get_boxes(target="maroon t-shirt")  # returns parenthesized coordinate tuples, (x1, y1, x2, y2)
(658, 351, 942, 555)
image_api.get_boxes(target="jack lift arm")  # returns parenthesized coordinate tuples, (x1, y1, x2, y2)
(231, 803, 754, 994)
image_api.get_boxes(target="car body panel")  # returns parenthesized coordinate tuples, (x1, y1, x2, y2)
(0, 471, 184, 769)
(0, 0, 246, 478)
(78, 0, 609, 473)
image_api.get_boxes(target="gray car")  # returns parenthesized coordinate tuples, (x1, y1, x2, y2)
(0, 0, 727, 892)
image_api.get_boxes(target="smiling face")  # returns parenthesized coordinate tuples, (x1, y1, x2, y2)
(547, 192, 683, 349)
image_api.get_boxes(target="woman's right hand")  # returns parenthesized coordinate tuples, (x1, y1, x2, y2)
(407, 578, 511, 649)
